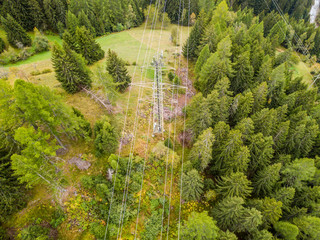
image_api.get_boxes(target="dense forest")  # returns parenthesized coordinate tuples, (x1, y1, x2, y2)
(1, 0, 320, 239)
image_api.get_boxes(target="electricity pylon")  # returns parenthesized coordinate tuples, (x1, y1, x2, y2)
(131, 51, 186, 136)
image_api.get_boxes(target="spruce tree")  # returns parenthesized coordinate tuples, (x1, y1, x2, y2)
(181, 211, 219, 239)
(66, 11, 79, 36)
(252, 82, 268, 113)
(78, 10, 96, 36)
(232, 50, 254, 93)
(63, 30, 78, 52)
(186, 93, 212, 138)
(1, 14, 32, 48)
(43, 0, 67, 32)
(182, 169, 204, 201)
(183, 10, 207, 60)
(106, 49, 131, 92)
(253, 163, 281, 197)
(188, 128, 214, 170)
(75, 26, 105, 65)
(274, 221, 299, 240)
(216, 172, 253, 199)
(52, 42, 92, 93)
(195, 44, 210, 78)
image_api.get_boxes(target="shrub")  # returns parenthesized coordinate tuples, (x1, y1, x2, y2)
(90, 223, 106, 239)
(168, 72, 175, 81)
(32, 35, 49, 53)
(94, 117, 118, 157)
(19, 225, 50, 240)
(164, 138, 174, 149)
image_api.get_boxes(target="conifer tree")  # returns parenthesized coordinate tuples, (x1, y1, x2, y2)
(194, 44, 210, 78)
(187, 93, 212, 138)
(106, 49, 131, 92)
(216, 172, 253, 199)
(183, 10, 207, 59)
(232, 50, 254, 93)
(199, 36, 233, 95)
(182, 169, 204, 201)
(62, 30, 78, 52)
(256, 55, 273, 84)
(1, 14, 32, 48)
(188, 128, 214, 170)
(75, 26, 105, 65)
(260, 197, 283, 226)
(248, 133, 274, 173)
(52, 42, 92, 93)
(230, 91, 254, 124)
(181, 211, 219, 240)
(293, 216, 320, 239)
(253, 163, 281, 196)
(212, 196, 245, 232)
(252, 82, 268, 113)
(43, 0, 67, 32)
(274, 221, 299, 240)
(271, 187, 295, 212)
(78, 10, 95, 36)
(66, 11, 79, 36)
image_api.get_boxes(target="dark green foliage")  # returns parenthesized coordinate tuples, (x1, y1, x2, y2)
(164, 138, 173, 149)
(216, 172, 252, 199)
(43, 0, 67, 32)
(183, 10, 207, 60)
(106, 49, 131, 92)
(181, 169, 204, 201)
(141, 211, 162, 240)
(0, 38, 6, 54)
(1, 14, 32, 48)
(74, 26, 105, 64)
(52, 42, 92, 93)
(94, 117, 118, 157)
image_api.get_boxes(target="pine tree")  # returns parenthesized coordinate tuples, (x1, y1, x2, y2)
(11, 126, 60, 188)
(0, 38, 5, 54)
(271, 187, 295, 211)
(195, 44, 210, 78)
(187, 93, 212, 138)
(1, 14, 32, 48)
(66, 11, 79, 36)
(182, 169, 204, 201)
(248, 133, 274, 173)
(62, 30, 78, 52)
(94, 117, 118, 157)
(256, 55, 273, 84)
(230, 91, 254, 124)
(188, 128, 214, 171)
(216, 172, 253, 199)
(43, 0, 67, 32)
(232, 50, 254, 93)
(252, 82, 268, 113)
(183, 10, 207, 60)
(52, 42, 92, 93)
(260, 197, 283, 226)
(78, 10, 96, 36)
(212, 196, 245, 232)
(281, 158, 316, 190)
(253, 163, 281, 196)
(106, 49, 131, 92)
(293, 216, 320, 240)
(181, 211, 219, 240)
(198, 36, 233, 96)
(2, 0, 35, 31)
(75, 26, 105, 65)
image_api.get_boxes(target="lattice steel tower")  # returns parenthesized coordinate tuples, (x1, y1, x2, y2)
(152, 52, 164, 134)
